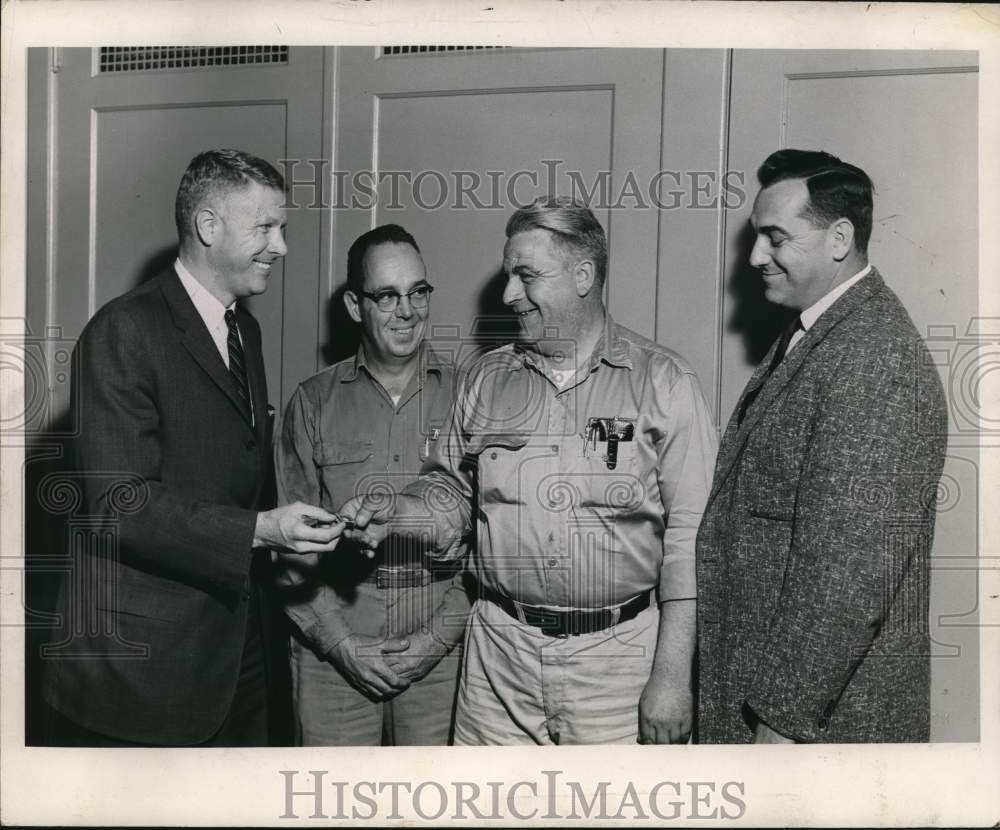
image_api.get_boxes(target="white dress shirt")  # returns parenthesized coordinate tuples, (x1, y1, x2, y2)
(174, 258, 237, 368)
(787, 264, 872, 355)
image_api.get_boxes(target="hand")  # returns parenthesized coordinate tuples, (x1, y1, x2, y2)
(326, 633, 412, 702)
(753, 721, 796, 744)
(339, 492, 396, 555)
(254, 502, 344, 554)
(638, 675, 692, 744)
(380, 632, 449, 684)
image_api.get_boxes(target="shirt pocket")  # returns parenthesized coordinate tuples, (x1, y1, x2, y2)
(571, 437, 643, 512)
(314, 440, 374, 505)
(466, 432, 532, 505)
(418, 420, 446, 463)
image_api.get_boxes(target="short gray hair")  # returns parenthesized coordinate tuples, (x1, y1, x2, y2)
(175, 149, 285, 242)
(505, 196, 608, 285)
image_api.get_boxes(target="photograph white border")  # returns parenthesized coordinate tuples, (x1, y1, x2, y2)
(2, 1, 998, 826)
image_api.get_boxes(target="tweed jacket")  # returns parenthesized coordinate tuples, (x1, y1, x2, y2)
(43, 268, 274, 745)
(696, 269, 948, 743)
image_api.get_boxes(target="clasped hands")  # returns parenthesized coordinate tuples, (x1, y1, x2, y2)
(327, 629, 449, 702)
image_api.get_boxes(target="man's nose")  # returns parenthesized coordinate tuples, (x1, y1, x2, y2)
(269, 228, 288, 258)
(394, 294, 415, 318)
(502, 274, 522, 306)
(748, 236, 769, 269)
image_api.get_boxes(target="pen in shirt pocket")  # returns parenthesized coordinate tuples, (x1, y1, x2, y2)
(424, 427, 440, 458)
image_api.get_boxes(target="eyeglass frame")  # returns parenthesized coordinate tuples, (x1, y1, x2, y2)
(354, 283, 435, 312)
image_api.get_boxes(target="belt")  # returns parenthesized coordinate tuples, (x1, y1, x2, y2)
(363, 566, 458, 589)
(483, 588, 651, 637)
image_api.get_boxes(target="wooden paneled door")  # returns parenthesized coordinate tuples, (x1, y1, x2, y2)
(328, 46, 667, 373)
(33, 46, 330, 414)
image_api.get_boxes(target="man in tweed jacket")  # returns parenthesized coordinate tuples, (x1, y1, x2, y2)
(696, 149, 948, 743)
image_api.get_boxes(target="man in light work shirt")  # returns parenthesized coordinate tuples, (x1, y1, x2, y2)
(348, 198, 717, 744)
(275, 225, 470, 745)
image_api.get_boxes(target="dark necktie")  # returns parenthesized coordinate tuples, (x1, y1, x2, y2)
(225, 309, 253, 424)
(736, 316, 802, 426)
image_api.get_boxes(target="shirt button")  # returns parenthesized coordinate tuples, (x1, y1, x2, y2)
(393, 454, 400, 462)
(548, 558, 558, 567)
(550, 444, 559, 453)
(490, 452, 497, 460)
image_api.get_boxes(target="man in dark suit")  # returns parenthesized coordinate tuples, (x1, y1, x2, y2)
(696, 149, 948, 743)
(42, 149, 345, 747)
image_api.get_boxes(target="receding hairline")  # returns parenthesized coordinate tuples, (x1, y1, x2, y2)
(358, 239, 426, 290)
(753, 177, 828, 228)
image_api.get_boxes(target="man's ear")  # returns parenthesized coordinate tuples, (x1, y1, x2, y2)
(344, 290, 362, 324)
(573, 259, 597, 297)
(194, 207, 219, 247)
(828, 217, 855, 262)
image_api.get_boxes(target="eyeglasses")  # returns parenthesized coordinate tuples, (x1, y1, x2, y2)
(358, 284, 434, 312)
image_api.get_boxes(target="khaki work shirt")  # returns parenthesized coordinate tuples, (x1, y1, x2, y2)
(408, 317, 718, 609)
(275, 344, 468, 653)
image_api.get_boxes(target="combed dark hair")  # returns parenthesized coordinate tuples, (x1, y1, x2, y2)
(757, 149, 874, 255)
(346, 224, 421, 293)
(174, 149, 285, 242)
(505, 196, 608, 286)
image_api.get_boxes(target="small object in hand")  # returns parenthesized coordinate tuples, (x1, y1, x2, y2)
(306, 514, 355, 530)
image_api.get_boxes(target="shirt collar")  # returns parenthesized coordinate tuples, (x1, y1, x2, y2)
(342, 340, 443, 385)
(513, 312, 633, 375)
(799, 264, 872, 332)
(590, 313, 633, 370)
(175, 257, 233, 326)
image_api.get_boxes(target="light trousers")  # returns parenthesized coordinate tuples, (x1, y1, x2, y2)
(454, 598, 658, 745)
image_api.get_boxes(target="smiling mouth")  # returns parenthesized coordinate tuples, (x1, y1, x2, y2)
(253, 260, 274, 271)
(390, 327, 414, 335)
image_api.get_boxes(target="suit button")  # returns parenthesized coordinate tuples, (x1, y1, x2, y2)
(817, 716, 829, 730)
(245, 440, 256, 450)
(242, 588, 251, 600)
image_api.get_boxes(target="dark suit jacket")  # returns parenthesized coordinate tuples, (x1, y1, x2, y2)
(43, 268, 275, 745)
(696, 269, 948, 743)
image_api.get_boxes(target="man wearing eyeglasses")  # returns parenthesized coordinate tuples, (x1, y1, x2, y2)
(274, 224, 470, 745)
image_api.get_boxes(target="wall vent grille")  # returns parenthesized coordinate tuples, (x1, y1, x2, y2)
(381, 46, 508, 56)
(98, 46, 289, 73)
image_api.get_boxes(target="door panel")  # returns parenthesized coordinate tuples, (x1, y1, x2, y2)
(94, 103, 288, 310)
(331, 47, 665, 370)
(725, 49, 980, 741)
(375, 88, 614, 345)
(45, 46, 327, 412)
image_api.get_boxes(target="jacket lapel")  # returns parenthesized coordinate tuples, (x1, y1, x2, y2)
(707, 269, 886, 505)
(158, 268, 255, 430)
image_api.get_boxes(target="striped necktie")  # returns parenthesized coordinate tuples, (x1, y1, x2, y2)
(225, 309, 253, 423)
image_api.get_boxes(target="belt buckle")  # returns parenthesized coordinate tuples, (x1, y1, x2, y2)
(376, 567, 429, 589)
